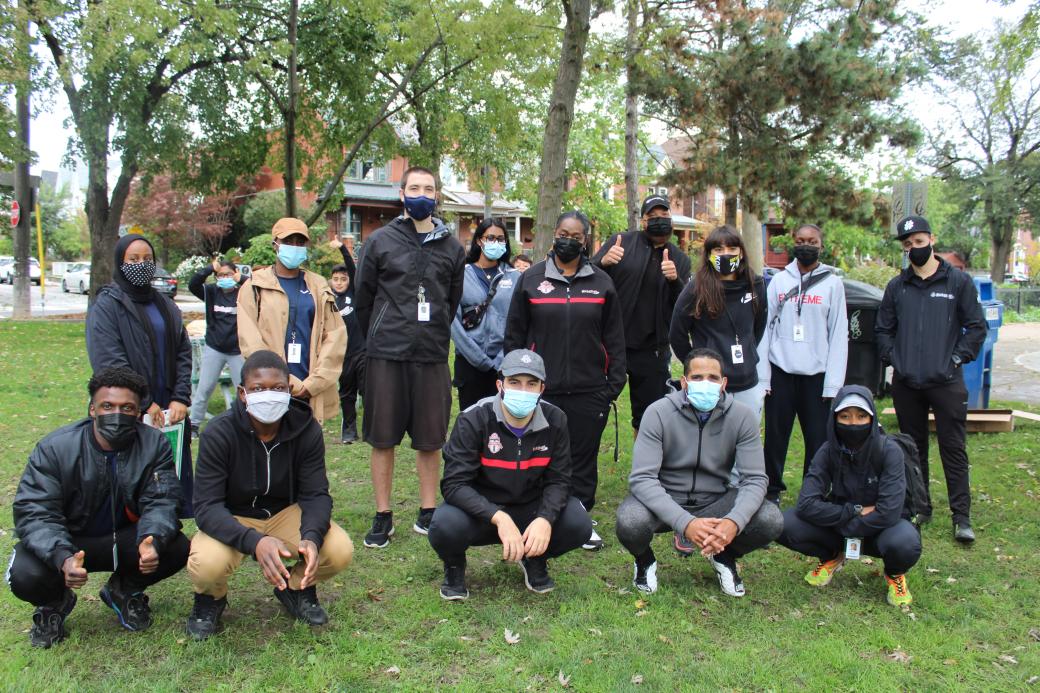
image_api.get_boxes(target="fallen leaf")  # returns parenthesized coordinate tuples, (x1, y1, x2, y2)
(658, 634, 672, 644)
(558, 671, 571, 687)
(366, 589, 384, 602)
(861, 557, 874, 565)
(636, 610, 648, 617)
(460, 636, 475, 641)
(946, 576, 958, 584)
(943, 659, 957, 666)
(385, 666, 400, 676)
(998, 655, 1019, 665)
(1027, 675, 1038, 685)
(1029, 628, 1040, 642)
(634, 599, 647, 609)
(504, 628, 520, 645)
(176, 638, 186, 645)
(617, 587, 631, 595)
(438, 619, 448, 624)
(926, 568, 940, 574)
(522, 615, 533, 623)
(885, 649, 911, 663)
(588, 627, 602, 636)
(631, 674, 644, 684)
(906, 609, 917, 621)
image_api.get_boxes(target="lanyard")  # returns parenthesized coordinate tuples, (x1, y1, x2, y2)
(796, 268, 815, 319)
(285, 276, 301, 342)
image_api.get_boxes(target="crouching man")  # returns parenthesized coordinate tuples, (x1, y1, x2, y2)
(428, 349, 592, 599)
(8, 367, 189, 648)
(186, 350, 353, 640)
(616, 348, 783, 597)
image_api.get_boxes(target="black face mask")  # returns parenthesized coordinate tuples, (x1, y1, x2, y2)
(711, 253, 741, 275)
(553, 236, 584, 263)
(907, 244, 932, 267)
(792, 245, 820, 267)
(645, 217, 673, 238)
(835, 422, 871, 450)
(95, 413, 139, 450)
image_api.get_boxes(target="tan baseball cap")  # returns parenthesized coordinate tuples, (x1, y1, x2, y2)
(271, 217, 310, 241)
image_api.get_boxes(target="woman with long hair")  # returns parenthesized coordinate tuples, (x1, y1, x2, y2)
(451, 218, 520, 409)
(669, 225, 767, 414)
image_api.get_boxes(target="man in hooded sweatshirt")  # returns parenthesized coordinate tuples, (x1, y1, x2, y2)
(777, 386, 922, 607)
(758, 223, 848, 503)
(616, 348, 783, 598)
(876, 215, 986, 543)
(354, 166, 466, 548)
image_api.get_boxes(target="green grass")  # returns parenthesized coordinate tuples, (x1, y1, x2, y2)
(1, 321, 1039, 691)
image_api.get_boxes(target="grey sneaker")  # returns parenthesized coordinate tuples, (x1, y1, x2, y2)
(954, 521, 976, 544)
(29, 589, 76, 648)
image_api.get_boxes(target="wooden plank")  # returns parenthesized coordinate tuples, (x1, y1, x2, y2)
(1012, 410, 1040, 423)
(880, 408, 1013, 433)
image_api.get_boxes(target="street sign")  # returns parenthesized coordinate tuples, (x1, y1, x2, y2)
(10, 200, 19, 226)
(890, 181, 927, 236)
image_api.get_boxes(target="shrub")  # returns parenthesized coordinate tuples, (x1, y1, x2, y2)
(845, 263, 899, 289)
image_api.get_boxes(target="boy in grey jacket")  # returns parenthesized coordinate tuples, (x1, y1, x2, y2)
(616, 348, 783, 597)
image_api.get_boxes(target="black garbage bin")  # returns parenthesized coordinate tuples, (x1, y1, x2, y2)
(843, 278, 886, 397)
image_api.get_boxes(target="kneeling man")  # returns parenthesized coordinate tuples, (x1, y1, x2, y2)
(428, 349, 592, 599)
(187, 350, 353, 639)
(9, 367, 189, 648)
(616, 348, 783, 596)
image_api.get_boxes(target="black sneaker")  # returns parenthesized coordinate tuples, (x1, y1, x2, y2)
(190, 423, 200, 440)
(29, 589, 76, 648)
(634, 551, 659, 594)
(520, 557, 555, 594)
(364, 511, 395, 548)
(185, 593, 227, 641)
(413, 507, 435, 535)
(274, 586, 329, 626)
(340, 419, 357, 444)
(100, 579, 152, 631)
(440, 562, 469, 601)
(954, 521, 976, 544)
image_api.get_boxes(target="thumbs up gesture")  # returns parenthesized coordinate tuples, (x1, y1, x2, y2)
(63, 550, 88, 588)
(138, 535, 160, 574)
(661, 248, 678, 281)
(601, 235, 625, 267)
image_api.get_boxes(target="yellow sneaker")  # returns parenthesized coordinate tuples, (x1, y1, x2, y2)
(804, 555, 845, 587)
(885, 574, 912, 607)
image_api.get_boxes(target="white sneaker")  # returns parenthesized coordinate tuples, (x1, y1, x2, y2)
(633, 560, 658, 594)
(707, 554, 745, 597)
(582, 528, 604, 551)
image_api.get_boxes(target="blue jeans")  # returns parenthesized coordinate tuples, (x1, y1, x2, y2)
(190, 345, 243, 423)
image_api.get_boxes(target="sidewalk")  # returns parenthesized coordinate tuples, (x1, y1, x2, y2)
(990, 322, 1040, 406)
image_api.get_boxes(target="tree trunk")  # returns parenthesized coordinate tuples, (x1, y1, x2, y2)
(12, 0, 30, 318)
(87, 153, 138, 301)
(533, 0, 592, 259)
(741, 208, 763, 275)
(989, 220, 1013, 284)
(724, 193, 738, 227)
(623, 0, 640, 233)
(283, 0, 299, 218)
(482, 165, 493, 219)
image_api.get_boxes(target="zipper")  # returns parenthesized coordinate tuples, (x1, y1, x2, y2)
(564, 285, 572, 392)
(369, 302, 389, 339)
(254, 439, 281, 518)
(689, 417, 706, 497)
(110, 454, 120, 571)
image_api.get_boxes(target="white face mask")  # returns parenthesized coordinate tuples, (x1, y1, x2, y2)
(244, 390, 291, 423)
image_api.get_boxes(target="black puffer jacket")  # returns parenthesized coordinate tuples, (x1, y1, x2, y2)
(13, 418, 183, 570)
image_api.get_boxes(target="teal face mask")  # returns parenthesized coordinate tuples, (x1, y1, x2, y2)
(277, 244, 308, 269)
(482, 240, 507, 261)
(216, 277, 237, 290)
(686, 380, 721, 412)
(502, 389, 540, 418)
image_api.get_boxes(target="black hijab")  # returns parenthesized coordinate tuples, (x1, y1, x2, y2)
(113, 233, 157, 303)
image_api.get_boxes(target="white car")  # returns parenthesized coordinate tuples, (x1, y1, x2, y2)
(63, 263, 91, 294)
(0, 257, 42, 285)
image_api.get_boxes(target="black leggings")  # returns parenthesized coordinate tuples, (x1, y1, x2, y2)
(778, 510, 922, 576)
(763, 366, 830, 496)
(7, 525, 190, 607)
(541, 392, 611, 509)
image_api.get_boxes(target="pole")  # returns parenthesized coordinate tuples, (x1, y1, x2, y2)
(35, 194, 45, 313)
(12, 0, 31, 318)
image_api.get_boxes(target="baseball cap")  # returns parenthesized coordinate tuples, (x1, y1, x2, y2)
(641, 194, 670, 217)
(895, 215, 931, 240)
(272, 217, 310, 241)
(834, 392, 875, 417)
(499, 349, 546, 381)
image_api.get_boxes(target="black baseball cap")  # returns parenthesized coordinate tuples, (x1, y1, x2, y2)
(895, 215, 932, 240)
(641, 194, 670, 217)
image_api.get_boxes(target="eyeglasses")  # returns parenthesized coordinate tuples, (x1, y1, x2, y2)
(483, 234, 507, 243)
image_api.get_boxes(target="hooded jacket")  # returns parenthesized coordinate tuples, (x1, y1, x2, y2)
(629, 390, 767, 535)
(193, 398, 332, 556)
(592, 231, 692, 349)
(795, 385, 910, 537)
(334, 244, 365, 357)
(354, 216, 467, 363)
(189, 265, 242, 355)
(451, 263, 520, 372)
(875, 258, 986, 389)
(237, 266, 346, 423)
(503, 255, 627, 400)
(440, 395, 572, 523)
(757, 260, 848, 397)
(13, 418, 183, 570)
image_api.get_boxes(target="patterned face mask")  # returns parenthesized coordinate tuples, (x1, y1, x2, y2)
(121, 261, 156, 287)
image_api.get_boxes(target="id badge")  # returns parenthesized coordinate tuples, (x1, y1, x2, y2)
(845, 537, 862, 560)
(418, 302, 431, 322)
(731, 343, 744, 364)
(793, 324, 806, 342)
(287, 342, 303, 364)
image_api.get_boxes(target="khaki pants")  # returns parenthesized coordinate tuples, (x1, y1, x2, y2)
(188, 504, 353, 598)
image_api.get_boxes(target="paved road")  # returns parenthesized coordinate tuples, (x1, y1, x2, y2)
(0, 278, 203, 318)
(990, 322, 1040, 406)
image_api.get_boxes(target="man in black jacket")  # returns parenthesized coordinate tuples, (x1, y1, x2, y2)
(428, 350, 592, 599)
(593, 194, 692, 432)
(354, 166, 466, 548)
(8, 367, 189, 648)
(876, 215, 987, 543)
(186, 350, 353, 640)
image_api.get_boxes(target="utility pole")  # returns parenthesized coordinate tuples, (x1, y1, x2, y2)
(12, 0, 32, 318)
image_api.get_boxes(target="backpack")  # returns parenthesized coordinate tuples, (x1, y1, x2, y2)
(876, 431, 931, 525)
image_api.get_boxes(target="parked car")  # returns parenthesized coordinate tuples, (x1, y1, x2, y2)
(0, 257, 42, 285)
(63, 263, 91, 294)
(152, 266, 178, 297)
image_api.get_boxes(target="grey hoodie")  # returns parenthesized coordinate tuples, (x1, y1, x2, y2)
(629, 389, 767, 534)
(757, 260, 848, 397)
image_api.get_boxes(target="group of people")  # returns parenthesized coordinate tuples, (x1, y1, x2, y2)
(8, 163, 987, 650)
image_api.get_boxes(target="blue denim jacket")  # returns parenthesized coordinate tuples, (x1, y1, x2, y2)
(450, 263, 520, 372)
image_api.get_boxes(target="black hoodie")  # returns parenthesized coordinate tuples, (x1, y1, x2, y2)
(795, 385, 911, 537)
(193, 398, 332, 555)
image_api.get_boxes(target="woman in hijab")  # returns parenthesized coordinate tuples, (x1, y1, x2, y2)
(86, 234, 194, 516)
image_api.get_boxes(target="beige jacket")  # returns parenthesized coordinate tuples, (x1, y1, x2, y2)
(237, 266, 347, 423)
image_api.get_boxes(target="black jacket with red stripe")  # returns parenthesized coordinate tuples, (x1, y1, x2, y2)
(440, 395, 572, 523)
(503, 254, 627, 399)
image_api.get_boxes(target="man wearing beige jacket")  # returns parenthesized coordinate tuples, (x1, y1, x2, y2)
(237, 218, 346, 423)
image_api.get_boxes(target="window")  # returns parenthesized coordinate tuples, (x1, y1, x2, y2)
(348, 159, 387, 182)
(348, 208, 362, 238)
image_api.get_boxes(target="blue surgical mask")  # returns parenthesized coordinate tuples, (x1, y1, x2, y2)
(482, 240, 507, 261)
(686, 380, 721, 412)
(277, 243, 308, 269)
(216, 277, 237, 290)
(502, 389, 540, 418)
(403, 195, 437, 221)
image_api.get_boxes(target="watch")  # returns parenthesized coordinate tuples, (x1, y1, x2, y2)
(853, 504, 863, 514)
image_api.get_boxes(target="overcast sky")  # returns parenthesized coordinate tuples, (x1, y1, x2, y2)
(25, 0, 1036, 176)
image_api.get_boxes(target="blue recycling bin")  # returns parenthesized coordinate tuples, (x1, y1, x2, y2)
(961, 277, 1003, 409)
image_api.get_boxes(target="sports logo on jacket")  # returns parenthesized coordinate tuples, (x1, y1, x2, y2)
(537, 281, 554, 295)
(581, 289, 601, 295)
(741, 292, 753, 304)
(930, 291, 954, 300)
(488, 433, 503, 454)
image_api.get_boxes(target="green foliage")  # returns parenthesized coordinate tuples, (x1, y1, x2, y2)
(242, 192, 293, 240)
(845, 263, 900, 289)
(173, 255, 211, 287)
(241, 233, 277, 268)
(237, 233, 339, 278)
